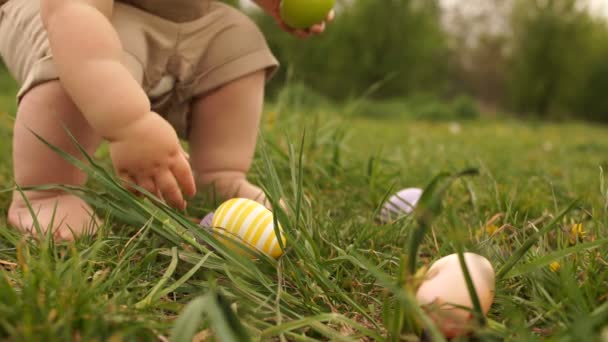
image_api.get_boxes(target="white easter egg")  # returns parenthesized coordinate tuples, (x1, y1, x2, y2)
(211, 198, 286, 259)
(380, 187, 423, 222)
(416, 253, 495, 338)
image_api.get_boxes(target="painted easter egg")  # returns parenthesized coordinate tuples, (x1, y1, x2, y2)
(200, 212, 215, 228)
(211, 198, 286, 259)
(380, 187, 423, 222)
(416, 253, 496, 338)
(280, 0, 335, 30)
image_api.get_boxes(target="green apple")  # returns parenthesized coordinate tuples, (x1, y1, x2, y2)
(280, 0, 336, 30)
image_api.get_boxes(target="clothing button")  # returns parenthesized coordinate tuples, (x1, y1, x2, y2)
(148, 75, 176, 98)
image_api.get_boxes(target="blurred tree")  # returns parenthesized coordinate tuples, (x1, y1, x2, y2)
(445, 0, 511, 109)
(576, 19, 608, 121)
(255, 0, 450, 101)
(508, 0, 595, 118)
(248, 0, 608, 122)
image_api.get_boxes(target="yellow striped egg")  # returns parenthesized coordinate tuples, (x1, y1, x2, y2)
(211, 198, 286, 259)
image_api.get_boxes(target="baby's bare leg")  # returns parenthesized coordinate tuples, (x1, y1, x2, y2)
(8, 81, 102, 241)
(189, 70, 272, 207)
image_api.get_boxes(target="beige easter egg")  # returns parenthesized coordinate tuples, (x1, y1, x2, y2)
(416, 253, 495, 338)
(211, 198, 286, 259)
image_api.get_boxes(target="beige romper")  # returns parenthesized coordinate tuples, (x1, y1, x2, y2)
(0, 0, 279, 138)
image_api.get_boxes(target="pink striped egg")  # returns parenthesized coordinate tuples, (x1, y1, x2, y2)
(200, 212, 215, 228)
(380, 187, 423, 222)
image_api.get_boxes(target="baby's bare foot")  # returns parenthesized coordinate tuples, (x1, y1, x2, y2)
(199, 173, 286, 211)
(219, 179, 285, 211)
(8, 193, 100, 241)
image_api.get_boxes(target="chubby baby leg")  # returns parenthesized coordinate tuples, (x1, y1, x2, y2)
(188, 70, 276, 208)
(8, 81, 102, 241)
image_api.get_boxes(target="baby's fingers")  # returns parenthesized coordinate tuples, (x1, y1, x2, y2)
(310, 10, 334, 35)
(155, 171, 186, 210)
(181, 147, 190, 160)
(119, 173, 138, 193)
(310, 22, 326, 34)
(326, 9, 335, 23)
(136, 176, 160, 199)
(172, 155, 197, 198)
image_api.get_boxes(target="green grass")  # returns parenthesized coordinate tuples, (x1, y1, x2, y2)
(2, 72, 608, 341)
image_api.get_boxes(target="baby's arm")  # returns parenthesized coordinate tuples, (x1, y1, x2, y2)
(41, 0, 196, 209)
(41, 0, 147, 140)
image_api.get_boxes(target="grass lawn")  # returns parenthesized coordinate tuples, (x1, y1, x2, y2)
(1, 69, 608, 341)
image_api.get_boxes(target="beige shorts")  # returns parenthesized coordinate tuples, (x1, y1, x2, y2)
(0, 0, 279, 138)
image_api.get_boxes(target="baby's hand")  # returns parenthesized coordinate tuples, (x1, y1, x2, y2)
(109, 113, 196, 209)
(279, 9, 335, 39)
(254, 0, 335, 39)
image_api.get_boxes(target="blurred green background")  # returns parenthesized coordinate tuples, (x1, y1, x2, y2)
(233, 0, 608, 123)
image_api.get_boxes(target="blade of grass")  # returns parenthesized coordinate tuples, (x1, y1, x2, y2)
(350, 250, 446, 342)
(497, 199, 580, 279)
(148, 252, 213, 304)
(135, 247, 179, 309)
(408, 168, 479, 274)
(455, 244, 485, 326)
(505, 237, 608, 279)
(169, 290, 251, 342)
(168, 295, 209, 342)
(260, 313, 383, 341)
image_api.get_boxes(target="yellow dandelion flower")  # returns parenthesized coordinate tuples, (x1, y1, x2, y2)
(569, 223, 586, 244)
(265, 111, 278, 129)
(550, 262, 561, 273)
(486, 224, 499, 235)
